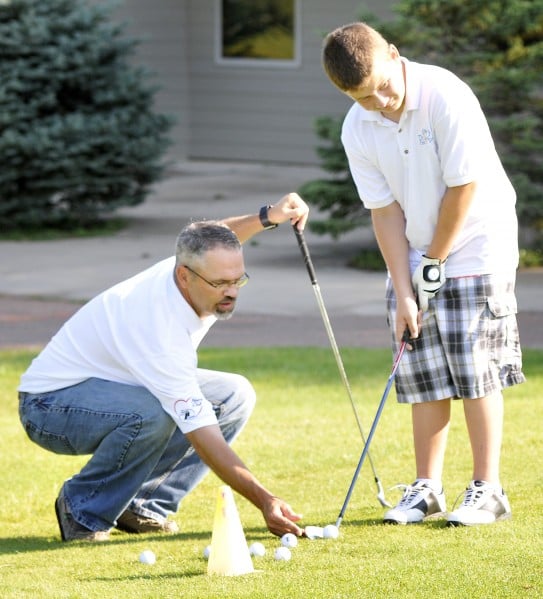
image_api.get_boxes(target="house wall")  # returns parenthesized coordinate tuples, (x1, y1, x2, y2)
(186, 0, 394, 164)
(100, 0, 395, 165)
(104, 0, 190, 159)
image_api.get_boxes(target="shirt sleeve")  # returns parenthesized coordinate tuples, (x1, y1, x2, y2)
(131, 350, 218, 434)
(341, 113, 397, 210)
(431, 80, 490, 188)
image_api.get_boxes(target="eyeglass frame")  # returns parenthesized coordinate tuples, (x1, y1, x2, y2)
(183, 264, 250, 291)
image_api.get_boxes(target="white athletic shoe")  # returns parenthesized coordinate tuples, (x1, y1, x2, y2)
(383, 481, 446, 525)
(447, 480, 512, 526)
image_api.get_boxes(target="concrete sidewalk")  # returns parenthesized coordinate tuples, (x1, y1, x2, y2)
(1, 161, 542, 350)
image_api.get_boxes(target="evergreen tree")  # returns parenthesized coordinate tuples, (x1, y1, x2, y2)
(0, 0, 173, 231)
(300, 0, 543, 254)
(298, 116, 368, 239)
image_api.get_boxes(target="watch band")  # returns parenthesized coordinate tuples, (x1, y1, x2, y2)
(259, 205, 278, 230)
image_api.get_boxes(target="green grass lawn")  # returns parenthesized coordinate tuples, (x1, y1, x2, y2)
(1, 347, 541, 598)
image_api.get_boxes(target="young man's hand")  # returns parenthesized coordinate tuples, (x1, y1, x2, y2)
(411, 255, 446, 312)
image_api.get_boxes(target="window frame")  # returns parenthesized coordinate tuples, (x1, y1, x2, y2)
(214, 0, 302, 68)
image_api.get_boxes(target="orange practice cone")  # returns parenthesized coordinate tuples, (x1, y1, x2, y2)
(207, 485, 254, 576)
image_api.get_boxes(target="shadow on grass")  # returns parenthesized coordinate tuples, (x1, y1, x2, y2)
(91, 570, 205, 583)
(343, 517, 449, 530)
(0, 529, 221, 555)
(0, 520, 274, 557)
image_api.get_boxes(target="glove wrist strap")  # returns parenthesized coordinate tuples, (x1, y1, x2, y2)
(423, 254, 446, 265)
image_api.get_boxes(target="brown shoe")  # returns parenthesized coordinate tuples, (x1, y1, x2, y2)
(116, 509, 179, 534)
(55, 493, 110, 542)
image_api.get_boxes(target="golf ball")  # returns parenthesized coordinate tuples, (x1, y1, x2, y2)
(323, 524, 339, 539)
(139, 549, 156, 565)
(274, 546, 292, 561)
(203, 544, 212, 559)
(304, 525, 324, 540)
(280, 533, 298, 548)
(249, 542, 266, 557)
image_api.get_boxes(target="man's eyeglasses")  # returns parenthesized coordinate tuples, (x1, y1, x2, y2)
(184, 265, 249, 291)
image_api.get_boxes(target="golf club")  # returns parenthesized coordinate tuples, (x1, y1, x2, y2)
(335, 330, 409, 528)
(292, 225, 391, 508)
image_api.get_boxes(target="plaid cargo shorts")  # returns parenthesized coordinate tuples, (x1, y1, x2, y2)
(386, 274, 526, 404)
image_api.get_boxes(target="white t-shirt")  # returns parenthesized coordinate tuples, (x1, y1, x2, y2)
(19, 257, 218, 434)
(342, 59, 519, 277)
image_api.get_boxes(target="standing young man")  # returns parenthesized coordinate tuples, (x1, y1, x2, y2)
(19, 194, 308, 541)
(322, 22, 525, 526)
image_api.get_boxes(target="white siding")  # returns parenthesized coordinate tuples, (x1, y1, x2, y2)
(97, 0, 395, 164)
(187, 0, 394, 164)
(106, 0, 190, 159)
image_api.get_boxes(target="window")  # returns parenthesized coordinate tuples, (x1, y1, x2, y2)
(215, 0, 301, 67)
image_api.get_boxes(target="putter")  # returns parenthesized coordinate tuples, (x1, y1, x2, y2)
(335, 330, 409, 528)
(292, 225, 391, 508)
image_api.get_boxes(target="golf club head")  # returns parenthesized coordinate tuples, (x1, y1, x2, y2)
(376, 480, 392, 508)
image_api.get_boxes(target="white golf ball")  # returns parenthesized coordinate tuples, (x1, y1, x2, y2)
(304, 525, 324, 539)
(274, 546, 291, 561)
(323, 524, 339, 539)
(280, 532, 298, 548)
(203, 544, 212, 559)
(249, 541, 266, 557)
(139, 549, 156, 565)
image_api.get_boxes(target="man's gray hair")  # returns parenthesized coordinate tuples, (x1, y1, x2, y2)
(175, 220, 241, 267)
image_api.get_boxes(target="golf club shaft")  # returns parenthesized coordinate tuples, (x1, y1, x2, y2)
(335, 337, 407, 528)
(292, 225, 390, 508)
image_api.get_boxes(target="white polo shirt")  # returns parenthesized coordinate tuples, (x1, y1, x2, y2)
(19, 257, 218, 434)
(342, 59, 519, 277)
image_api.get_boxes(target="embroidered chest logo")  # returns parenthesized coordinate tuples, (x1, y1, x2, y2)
(417, 128, 434, 145)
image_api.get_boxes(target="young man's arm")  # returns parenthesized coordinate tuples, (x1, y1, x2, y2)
(371, 201, 419, 340)
(220, 192, 309, 244)
(411, 182, 477, 311)
(425, 182, 476, 260)
(186, 425, 303, 537)
(372, 183, 476, 338)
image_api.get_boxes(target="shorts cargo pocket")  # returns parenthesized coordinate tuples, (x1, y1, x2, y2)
(487, 293, 517, 318)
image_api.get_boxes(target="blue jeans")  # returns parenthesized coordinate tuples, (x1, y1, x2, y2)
(19, 369, 255, 532)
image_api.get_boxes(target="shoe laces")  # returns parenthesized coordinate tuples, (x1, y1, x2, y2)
(453, 482, 494, 510)
(391, 482, 428, 507)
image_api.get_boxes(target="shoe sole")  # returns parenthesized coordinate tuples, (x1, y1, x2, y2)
(116, 517, 179, 534)
(383, 510, 447, 525)
(446, 512, 512, 527)
(54, 497, 67, 541)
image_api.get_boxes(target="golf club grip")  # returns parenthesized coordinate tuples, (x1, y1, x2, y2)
(292, 225, 318, 285)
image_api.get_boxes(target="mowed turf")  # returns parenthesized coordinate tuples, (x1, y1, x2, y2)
(1, 347, 541, 598)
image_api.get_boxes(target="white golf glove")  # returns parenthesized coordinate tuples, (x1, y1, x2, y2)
(411, 255, 446, 312)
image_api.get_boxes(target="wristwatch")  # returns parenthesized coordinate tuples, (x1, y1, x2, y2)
(259, 205, 278, 230)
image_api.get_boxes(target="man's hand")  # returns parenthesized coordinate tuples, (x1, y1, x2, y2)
(221, 192, 309, 243)
(187, 425, 303, 537)
(261, 495, 303, 537)
(268, 192, 309, 231)
(411, 255, 446, 312)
